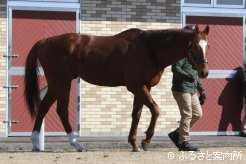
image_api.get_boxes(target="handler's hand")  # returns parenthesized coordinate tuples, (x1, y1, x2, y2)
(199, 92, 206, 105)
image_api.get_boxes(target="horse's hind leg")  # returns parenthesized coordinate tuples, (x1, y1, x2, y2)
(128, 96, 143, 152)
(31, 88, 56, 151)
(55, 81, 84, 152)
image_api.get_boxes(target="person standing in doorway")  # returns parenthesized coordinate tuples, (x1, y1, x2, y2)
(239, 64, 246, 137)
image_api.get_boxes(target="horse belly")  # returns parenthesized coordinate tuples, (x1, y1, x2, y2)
(78, 66, 124, 87)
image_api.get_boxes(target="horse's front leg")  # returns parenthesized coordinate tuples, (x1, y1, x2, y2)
(129, 85, 159, 151)
(128, 97, 143, 152)
(138, 85, 160, 151)
(141, 100, 160, 151)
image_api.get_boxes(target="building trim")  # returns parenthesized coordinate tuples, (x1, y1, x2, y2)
(8, 1, 80, 11)
(8, 131, 240, 137)
(207, 70, 239, 79)
(190, 131, 240, 136)
(78, 131, 240, 137)
(8, 132, 78, 137)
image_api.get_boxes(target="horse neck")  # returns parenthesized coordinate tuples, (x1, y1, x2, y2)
(143, 30, 193, 69)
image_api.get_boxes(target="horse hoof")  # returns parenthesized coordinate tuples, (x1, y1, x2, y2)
(71, 142, 84, 152)
(141, 140, 149, 151)
(31, 148, 40, 152)
(132, 147, 141, 152)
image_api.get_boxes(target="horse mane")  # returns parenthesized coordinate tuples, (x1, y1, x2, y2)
(115, 28, 144, 43)
(114, 27, 193, 48)
(141, 28, 193, 46)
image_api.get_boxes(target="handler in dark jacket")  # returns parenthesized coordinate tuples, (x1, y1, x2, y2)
(168, 58, 206, 151)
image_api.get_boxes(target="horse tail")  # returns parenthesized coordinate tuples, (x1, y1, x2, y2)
(24, 41, 42, 119)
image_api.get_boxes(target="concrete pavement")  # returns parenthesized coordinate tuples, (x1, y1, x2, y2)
(0, 135, 245, 152)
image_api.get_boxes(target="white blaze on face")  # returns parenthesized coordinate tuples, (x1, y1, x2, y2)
(199, 40, 208, 58)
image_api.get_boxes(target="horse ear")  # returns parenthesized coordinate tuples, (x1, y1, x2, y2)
(193, 25, 199, 35)
(204, 25, 209, 35)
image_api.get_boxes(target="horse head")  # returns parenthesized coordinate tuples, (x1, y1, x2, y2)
(187, 25, 210, 78)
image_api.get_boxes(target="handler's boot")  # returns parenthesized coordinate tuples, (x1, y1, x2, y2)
(168, 131, 179, 148)
(240, 132, 246, 137)
(179, 141, 199, 151)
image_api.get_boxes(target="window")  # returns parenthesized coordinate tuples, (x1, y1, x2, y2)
(182, 0, 213, 7)
(216, 0, 243, 5)
(215, 0, 244, 8)
(182, 0, 245, 8)
(184, 0, 211, 4)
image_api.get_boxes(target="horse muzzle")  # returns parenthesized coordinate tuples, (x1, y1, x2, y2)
(199, 70, 209, 78)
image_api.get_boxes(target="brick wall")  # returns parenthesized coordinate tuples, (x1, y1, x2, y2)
(0, 0, 7, 137)
(80, 0, 181, 136)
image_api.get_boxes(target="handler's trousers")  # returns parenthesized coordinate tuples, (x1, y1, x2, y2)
(172, 91, 202, 144)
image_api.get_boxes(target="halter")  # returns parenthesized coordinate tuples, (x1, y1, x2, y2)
(187, 41, 208, 66)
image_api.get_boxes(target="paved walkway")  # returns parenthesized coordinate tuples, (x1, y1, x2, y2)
(0, 135, 245, 152)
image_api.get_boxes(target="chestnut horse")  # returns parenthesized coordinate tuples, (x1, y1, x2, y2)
(24, 25, 209, 152)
